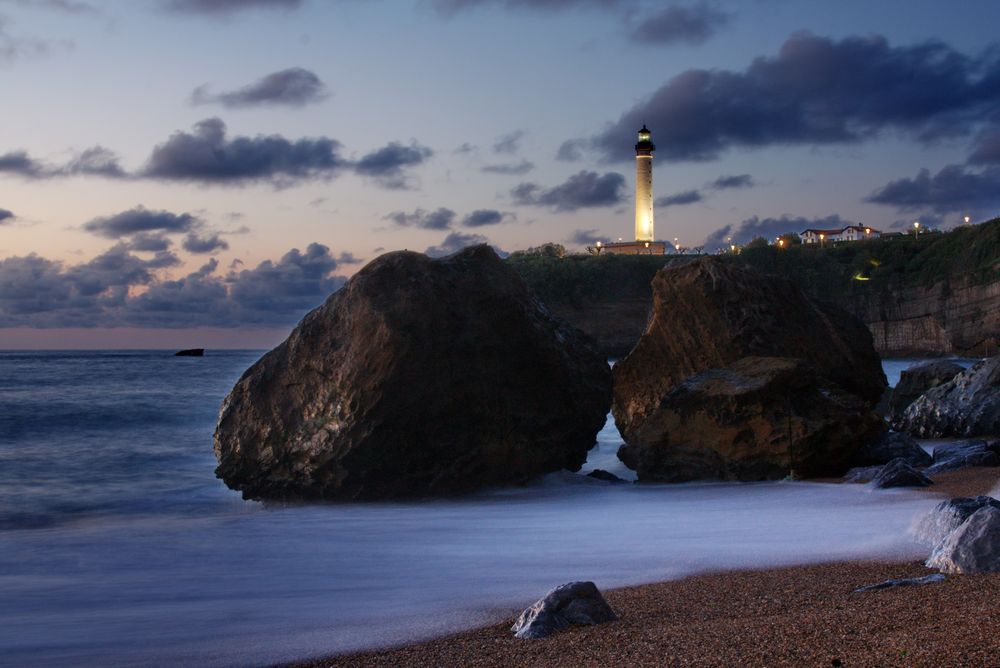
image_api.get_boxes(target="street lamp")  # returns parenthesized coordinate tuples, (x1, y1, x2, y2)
(913, 221, 920, 238)
(778, 238, 785, 248)
(819, 233, 825, 248)
(964, 215, 971, 226)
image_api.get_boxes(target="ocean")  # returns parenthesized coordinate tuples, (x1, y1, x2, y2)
(0, 351, 976, 667)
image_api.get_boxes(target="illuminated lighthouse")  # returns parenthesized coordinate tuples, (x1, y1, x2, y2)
(634, 124, 655, 242)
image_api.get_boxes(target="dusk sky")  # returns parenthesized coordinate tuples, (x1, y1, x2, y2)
(2, 0, 999, 347)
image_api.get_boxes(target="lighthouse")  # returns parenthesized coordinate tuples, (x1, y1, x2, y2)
(634, 125, 655, 242)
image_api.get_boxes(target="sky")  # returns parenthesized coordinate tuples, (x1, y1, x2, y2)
(1, 0, 999, 348)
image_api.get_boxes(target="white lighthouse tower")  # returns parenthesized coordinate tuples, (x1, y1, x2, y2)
(634, 124, 655, 242)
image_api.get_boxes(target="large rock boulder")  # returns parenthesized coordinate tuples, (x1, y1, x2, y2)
(852, 431, 931, 468)
(888, 360, 963, 422)
(870, 458, 933, 489)
(898, 357, 1000, 437)
(511, 582, 617, 639)
(613, 258, 887, 449)
(616, 356, 885, 482)
(214, 245, 612, 501)
(927, 505, 1000, 574)
(925, 440, 1000, 475)
(914, 496, 1000, 546)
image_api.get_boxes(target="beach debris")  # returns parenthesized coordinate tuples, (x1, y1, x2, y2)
(914, 496, 1000, 546)
(870, 458, 934, 489)
(213, 245, 611, 501)
(586, 469, 628, 483)
(853, 573, 946, 593)
(927, 505, 1000, 574)
(852, 430, 931, 468)
(925, 440, 1000, 475)
(512, 581, 617, 640)
(888, 360, 964, 425)
(897, 356, 1000, 438)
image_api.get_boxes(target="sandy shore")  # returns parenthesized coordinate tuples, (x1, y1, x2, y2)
(289, 467, 1000, 668)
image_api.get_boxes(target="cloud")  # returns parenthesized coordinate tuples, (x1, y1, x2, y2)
(431, 0, 626, 14)
(655, 189, 702, 207)
(629, 2, 729, 46)
(866, 164, 1000, 214)
(453, 142, 477, 154)
(969, 129, 1000, 165)
(511, 170, 626, 211)
(126, 233, 172, 252)
(711, 173, 754, 190)
(9, 0, 100, 15)
(183, 232, 230, 254)
(703, 214, 850, 248)
(0, 208, 14, 224)
(383, 207, 456, 230)
(141, 117, 346, 187)
(480, 160, 534, 175)
(0, 242, 352, 327)
(161, 0, 304, 15)
(191, 67, 328, 108)
(353, 141, 433, 189)
(591, 32, 1000, 162)
(566, 228, 610, 245)
(493, 129, 525, 154)
(82, 206, 199, 238)
(0, 16, 49, 64)
(555, 138, 584, 162)
(461, 209, 515, 227)
(0, 146, 125, 179)
(424, 231, 489, 258)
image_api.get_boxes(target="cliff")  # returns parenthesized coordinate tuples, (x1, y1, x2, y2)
(508, 218, 1000, 358)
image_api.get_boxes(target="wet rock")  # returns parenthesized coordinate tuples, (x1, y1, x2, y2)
(214, 245, 611, 501)
(870, 458, 934, 488)
(914, 496, 1000, 546)
(853, 573, 946, 593)
(888, 360, 964, 422)
(844, 466, 882, 484)
(853, 431, 931, 468)
(616, 356, 885, 483)
(898, 357, 1000, 438)
(613, 258, 887, 452)
(511, 581, 617, 639)
(586, 469, 628, 484)
(927, 505, 1000, 574)
(925, 440, 1000, 475)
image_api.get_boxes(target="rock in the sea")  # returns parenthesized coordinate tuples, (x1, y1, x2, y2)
(214, 245, 612, 501)
(616, 356, 885, 483)
(925, 440, 1000, 475)
(898, 357, 1000, 438)
(511, 581, 617, 639)
(174, 348, 204, 357)
(586, 469, 628, 484)
(914, 496, 1000, 547)
(852, 431, 931, 468)
(844, 466, 882, 484)
(870, 458, 934, 489)
(853, 573, 946, 593)
(613, 258, 887, 450)
(888, 360, 964, 422)
(927, 505, 1000, 574)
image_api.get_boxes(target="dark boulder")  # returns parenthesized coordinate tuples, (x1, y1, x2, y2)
(915, 496, 1000, 547)
(898, 357, 1000, 438)
(870, 457, 934, 489)
(616, 356, 885, 483)
(852, 431, 931, 468)
(174, 348, 204, 357)
(214, 245, 611, 501)
(613, 258, 886, 450)
(888, 360, 963, 422)
(586, 469, 628, 484)
(925, 440, 1000, 475)
(927, 505, 1000, 574)
(511, 581, 617, 639)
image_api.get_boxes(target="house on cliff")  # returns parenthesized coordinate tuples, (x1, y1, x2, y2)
(800, 224, 881, 244)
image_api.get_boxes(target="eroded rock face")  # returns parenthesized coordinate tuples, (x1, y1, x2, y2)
(511, 581, 617, 639)
(914, 496, 1000, 547)
(613, 258, 887, 448)
(925, 440, 1000, 475)
(214, 245, 611, 501)
(888, 360, 964, 422)
(898, 357, 1000, 438)
(927, 505, 1000, 574)
(616, 356, 885, 483)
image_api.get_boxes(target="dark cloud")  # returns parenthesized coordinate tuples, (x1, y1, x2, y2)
(0, 151, 44, 177)
(566, 228, 610, 245)
(453, 142, 477, 154)
(424, 232, 489, 258)
(82, 206, 198, 238)
(126, 233, 172, 252)
(511, 170, 626, 211)
(711, 173, 754, 190)
(888, 213, 944, 231)
(431, 0, 625, 14)
(162, 0, 303, 15)
(969, 129, 1000, 165)
(383, 207, 456, 230)
(0, 16, 49, 64)
(461, 209, 514, 227)
(866, 164, 1000, 214)
(704, 214, 850, 248)
(555, 139, 584, 162)
(183, 232, 230, 254)
(655, 189, 702, 207)
(353, 141, 433, 189)
(0, 146, 125, 179)
(493, 130, 525, 154)
(10, 0, 100, 15)
(480, 160, 534, 175)
(191, 67, 328, 108)
(630, 2, 729, 46)
(592, 33, 1000, 162)
(0, 208, 14, 224)
(141, 117, 346, 187)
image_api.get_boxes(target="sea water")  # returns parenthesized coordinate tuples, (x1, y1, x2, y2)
(0, 352, 978, 667)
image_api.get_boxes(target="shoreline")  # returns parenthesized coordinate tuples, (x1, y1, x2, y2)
(287, 467, 1000, 668)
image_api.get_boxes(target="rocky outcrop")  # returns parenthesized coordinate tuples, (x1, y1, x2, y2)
(214, 245, 611, 501)
(925, 440, 1000, 475)
(927, 505, 1000, 574)
(898, 357, 1000, 438)
(511, 582, 617, 639)
(870, 458, 933, 489)
(616, 357, 885, 483)
(888, 360, 964, 422)
(915, 496, 1000, 546)
(852, 431, 931, 468)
